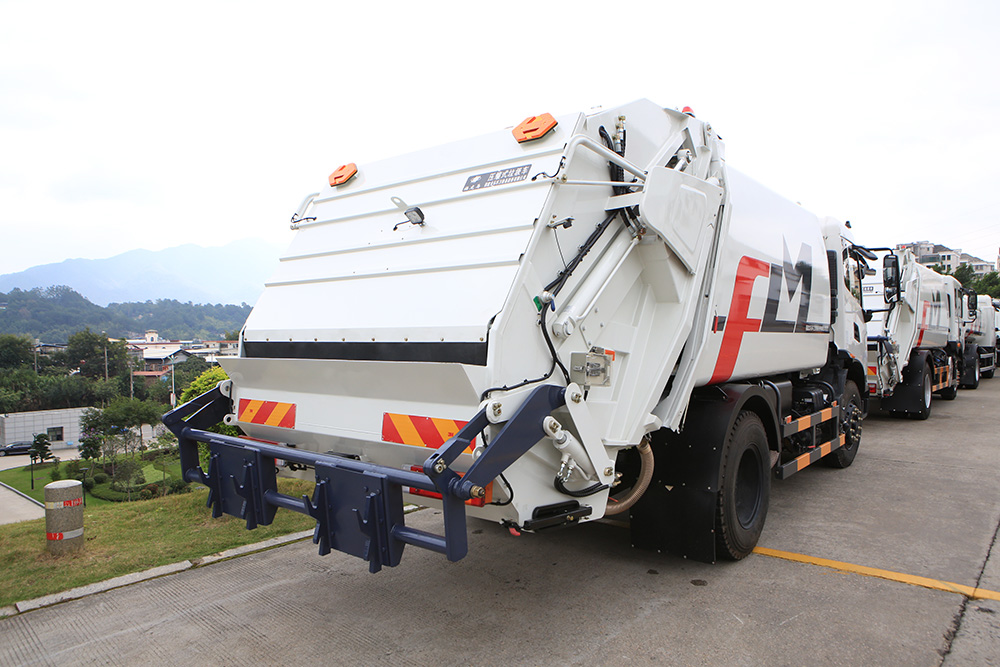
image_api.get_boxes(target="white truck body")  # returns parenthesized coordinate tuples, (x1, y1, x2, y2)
(864, 251, 978, 416)
(167, 100, 868, 570)
(970, 294, 998, 377)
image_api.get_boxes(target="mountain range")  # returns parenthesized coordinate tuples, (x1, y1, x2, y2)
(0, 239, 280, 306)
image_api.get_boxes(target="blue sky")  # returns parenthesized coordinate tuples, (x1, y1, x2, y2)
(2, 0, 998, 275)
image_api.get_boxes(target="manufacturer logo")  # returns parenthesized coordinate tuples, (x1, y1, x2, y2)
(462, 164, 532, 191)
(710, 240, 828, 383)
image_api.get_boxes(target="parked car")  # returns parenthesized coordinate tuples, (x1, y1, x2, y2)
(0, 441, 32, 457)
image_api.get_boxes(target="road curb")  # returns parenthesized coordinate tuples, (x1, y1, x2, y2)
(194, 529, 315, 566)
(6, 532, 315, 617)
(14, 561, 194, 613)
(0, 481, 44, 508)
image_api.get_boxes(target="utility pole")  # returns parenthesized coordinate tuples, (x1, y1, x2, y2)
(103, 332, 109, 382)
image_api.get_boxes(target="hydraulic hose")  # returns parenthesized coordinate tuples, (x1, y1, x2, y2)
(603, 437, 654, 515)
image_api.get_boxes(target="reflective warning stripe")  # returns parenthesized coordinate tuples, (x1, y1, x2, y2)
(44, 497, 83, 509)
(867, 366, 877, 376)
(782, 402, 839, 436)
(932, 365, 950, 392)
(777, 434, 846, 479)
(238, 399, 296, 428)
(47, 528, 84, 541)
(382, 413, 474, 452)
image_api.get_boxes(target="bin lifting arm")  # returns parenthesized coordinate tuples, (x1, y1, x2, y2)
(162, 383, 566, 572)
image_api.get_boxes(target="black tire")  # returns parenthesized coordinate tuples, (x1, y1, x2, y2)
(824, 381, 863, 467)
(914, 362, 933, 420)
(715, 411, 770, 560)
(0, 451, 5, 457)
(962, 351, 980, 389)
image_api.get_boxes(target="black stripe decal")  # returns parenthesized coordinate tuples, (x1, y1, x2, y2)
(243, 341, 488, 366)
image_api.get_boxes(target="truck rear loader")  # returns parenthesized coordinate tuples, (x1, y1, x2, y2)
(863, 249, 978, 418)
(970, 295, 998, 379)
(165, 99, 870, 572)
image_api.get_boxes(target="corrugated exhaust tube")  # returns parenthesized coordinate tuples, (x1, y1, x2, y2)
(604, 437, 654, 515)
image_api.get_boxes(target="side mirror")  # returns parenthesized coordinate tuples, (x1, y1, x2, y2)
(967, 291, 977, 312)
(883, 254, 901, 304)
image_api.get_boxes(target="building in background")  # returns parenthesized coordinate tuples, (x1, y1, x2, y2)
(0, 407, 88, 449)
(895, 241, 997, 277)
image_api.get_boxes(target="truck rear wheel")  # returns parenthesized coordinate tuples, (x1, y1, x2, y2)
(913, 363, 933, 420)
(715, 411, 770, 560)
(824, 381, 862, 467)
(962, 349, 981, 389)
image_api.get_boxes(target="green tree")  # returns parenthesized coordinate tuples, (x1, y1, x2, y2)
(972, 271, 1000, 299)
(180, 366, 230, 403)
(112, 458, 143, 501)
(952, 263, 975, 286)
(61, 328, 129, 379)
(172, 356, 210, 396)
(0, 334, 34, 369)
(78, 433, 102, 462)
(30, 433, 53, 462)
(102, 397, 167, 453)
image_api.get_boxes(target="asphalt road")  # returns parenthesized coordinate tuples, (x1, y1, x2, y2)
(1, 384, 997, 666)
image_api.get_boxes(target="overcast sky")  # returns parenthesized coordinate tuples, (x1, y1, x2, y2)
(2, 0, 998, 277)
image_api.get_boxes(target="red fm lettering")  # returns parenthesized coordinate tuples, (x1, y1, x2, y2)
(710, 243, 823, 384)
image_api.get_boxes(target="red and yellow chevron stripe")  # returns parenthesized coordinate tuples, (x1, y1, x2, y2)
(238, 399, 296, 429)
(382, 413, 474, 452)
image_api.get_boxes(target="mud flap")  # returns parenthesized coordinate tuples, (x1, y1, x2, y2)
(880, 350, 929, 413)
(630, 384, 778, 564)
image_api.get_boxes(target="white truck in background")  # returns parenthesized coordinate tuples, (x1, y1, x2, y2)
(863, 250, 978, 418)
(166, 99, 870, 571)
(970, 295, 998, 379)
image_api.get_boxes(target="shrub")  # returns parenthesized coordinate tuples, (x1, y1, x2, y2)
(82, 478, 95, 491)
(88, 485, 130, 502)
(134, 473, 146, 485)
(168, 478, 189, 494)
(93, 472, 109, 484)
(65, 460, 82, 477)
(145, 483, 159, 496)
(49, 466, 63, 482)
(138, 489, 152, 500)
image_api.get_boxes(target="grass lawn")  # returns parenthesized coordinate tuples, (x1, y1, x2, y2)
(0, 463, 114, 508)
(0, 478, 316, 608)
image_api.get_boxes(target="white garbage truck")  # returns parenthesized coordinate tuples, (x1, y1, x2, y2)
(970, 294, 998, 379)
(165, 99, 870, 571)
(863, 249, 978, 418)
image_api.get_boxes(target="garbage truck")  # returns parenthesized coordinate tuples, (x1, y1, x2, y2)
(165, 99, 870, 571)
(863, 249, 978, 418)
(970, 294, 998, 379)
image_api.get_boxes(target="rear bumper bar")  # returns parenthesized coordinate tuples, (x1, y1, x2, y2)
(162, 382, 565, 572)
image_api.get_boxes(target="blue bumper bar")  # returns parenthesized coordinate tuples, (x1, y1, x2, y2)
(162, 383, 565, 572)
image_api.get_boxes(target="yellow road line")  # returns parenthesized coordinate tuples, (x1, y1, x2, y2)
(753, 546, 1000, 601)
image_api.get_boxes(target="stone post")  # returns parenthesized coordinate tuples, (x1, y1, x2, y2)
(44, 480, 84, 555)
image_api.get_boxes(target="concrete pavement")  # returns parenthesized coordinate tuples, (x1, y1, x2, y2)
(1, 382, 998, 665)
